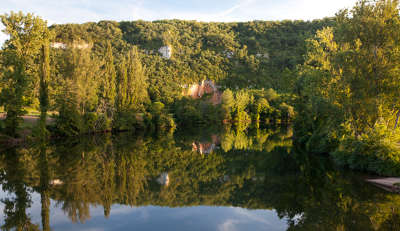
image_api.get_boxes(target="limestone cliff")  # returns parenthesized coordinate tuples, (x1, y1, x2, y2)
(192, 135, 220, 154)
(158, 45, 172, 59)
(183, 80, 221, 105)
(51, 41, 91, 49)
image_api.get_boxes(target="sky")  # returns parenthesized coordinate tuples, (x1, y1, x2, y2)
(0, 0, 358, 45)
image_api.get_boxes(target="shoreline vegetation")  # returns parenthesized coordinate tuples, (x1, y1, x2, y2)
(3, 131, 400, 230)
(1, 0, 400, 177)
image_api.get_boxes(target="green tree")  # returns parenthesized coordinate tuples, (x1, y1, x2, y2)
(255, 98, 269, 128)
(101, 41, 117, 118)
(72, 49, 100, 115)
(38, 30, 52, 137)
(116, 57, 128, 112)
(305, 0, 400, 135)
(234, 91, 251, 131)
(221, 89, 234, 120)
(126, 46, 148, 110)
(0, 12, 49, 137)
(53, 47, 100, 135)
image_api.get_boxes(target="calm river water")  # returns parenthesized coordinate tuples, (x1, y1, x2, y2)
(0, 128, 399, 230)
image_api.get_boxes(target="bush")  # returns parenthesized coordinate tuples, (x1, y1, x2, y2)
(150, 102, 176, 132)
(53, 106, 82, 137)
(332, 125, 400, 176)
(82, 112, 99, 133)
(112, 110, 137, 131)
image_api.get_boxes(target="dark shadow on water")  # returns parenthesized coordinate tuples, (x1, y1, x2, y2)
(0, 128, 399, 230)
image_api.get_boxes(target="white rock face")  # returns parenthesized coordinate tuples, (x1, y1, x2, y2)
(51, 42, 67, 49)
(158, 45, 172, 59)
(73, 43, 90, 49)
(50, 42, 90, 50)
(156, 172, 170, 186)
(256, 53, 269, 59)
(50, 179, 63, 185)
(224, 50, 234, 59)
(186, 80, 218, 98)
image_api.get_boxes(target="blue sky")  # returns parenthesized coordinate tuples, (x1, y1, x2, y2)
(0, 0, 358, 45)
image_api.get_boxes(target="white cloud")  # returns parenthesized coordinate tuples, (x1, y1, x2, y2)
(79, 228, 105, 231)
(217, 207, 288, 231)
(218, 219, 239, 231)
(0, 0, 360, 46)
(214, 0, 358, 21)
(145, 0, 358, 22)
(0, 0, 359, 22)
(232, 207, 272, 225)
(214, 0, 256, 20)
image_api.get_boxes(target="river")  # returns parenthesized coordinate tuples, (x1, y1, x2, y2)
(0, 127, 399, 230)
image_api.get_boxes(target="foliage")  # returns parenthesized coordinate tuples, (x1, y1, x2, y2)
(332, 124, 400, 176)
(149, 101, 176, 132)
(0, 130, 400, 230)
(0, 12, 50, 137)
(100, 41, 117, 119)
(114, 46, 149, 130)
(294, 0, 400, 175)
(221, 88, 294, 130)
(0, 11, 333, 137)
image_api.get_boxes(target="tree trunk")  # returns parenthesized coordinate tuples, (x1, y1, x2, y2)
(394, 110, 400, 129)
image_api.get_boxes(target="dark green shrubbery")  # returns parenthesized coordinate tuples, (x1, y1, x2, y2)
(332, 125, 400, 176)
(173, 97, 222, 127)
(148, 102, 176, 132)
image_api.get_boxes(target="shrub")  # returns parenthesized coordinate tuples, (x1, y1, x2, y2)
(332, 125, 400, 176)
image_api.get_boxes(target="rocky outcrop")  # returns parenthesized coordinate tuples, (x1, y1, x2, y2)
(51, 41, 91, 49)
(73, 42, 91, 49)
(192, 142, 216, 155)
(256, 52, 269, 59)
(51, 42, 67, 49)
(156, 172, 170, 186)
(191, 135, 220, 154)
(50, 179, 63, 185)
(184, 80, 221, 105)
(158, 45, 172, 59)
(223, 50, 234, 59)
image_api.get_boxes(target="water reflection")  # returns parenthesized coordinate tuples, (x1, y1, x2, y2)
(0, 128, 399, 230)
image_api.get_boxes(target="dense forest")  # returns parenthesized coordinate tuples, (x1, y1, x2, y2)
(0, 12, 327, 136)
(1, 0, 400, 176)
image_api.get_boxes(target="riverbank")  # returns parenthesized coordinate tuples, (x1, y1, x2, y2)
(366, 178, 400, 193)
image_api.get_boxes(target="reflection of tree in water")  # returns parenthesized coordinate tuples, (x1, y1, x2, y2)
(38, 144, 50, 231)
(185, 126, 292, 154)
(0, 149, 40, 231)
(220, 126, 292, 152)
(0, 129, 399, 230)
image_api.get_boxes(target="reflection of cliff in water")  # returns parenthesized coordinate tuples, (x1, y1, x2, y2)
(0, 129, 399, 230)
(192, 135, 220, 154)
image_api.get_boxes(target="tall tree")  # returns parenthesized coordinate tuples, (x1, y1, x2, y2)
(38, 144, 50, 231)
(303, 0, 400, 135)
(38, 30, 52, 137)
(126, 46, 148, 110)
(0, 12, 49, 137)
(53, 47, 100, 135)
(101, 42, 117, 118)
(72, 48, 100, 115)
(116, 57, 128, 112)
(336, 0, 400, 133)
(221, 89, 234, 120)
